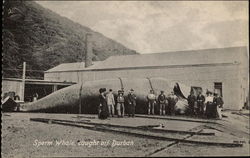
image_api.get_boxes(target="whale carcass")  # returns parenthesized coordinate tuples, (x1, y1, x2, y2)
(22, 77, 194, 114)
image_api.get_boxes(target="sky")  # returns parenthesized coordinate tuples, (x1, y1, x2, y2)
(36, 1, 248, 54)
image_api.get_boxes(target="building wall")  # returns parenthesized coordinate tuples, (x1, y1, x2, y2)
(2, 79, 76, 101)
(44, 63, 247, 110)
(238, 51, 249, 108)
(2, 80, 22, 99)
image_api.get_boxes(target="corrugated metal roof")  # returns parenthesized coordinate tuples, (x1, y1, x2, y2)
(46, 46, 248, 72)
(46, 61, 101, 72)
(90, 46, 247, 69)
(2, 78, 76, 85)
(2, 78, 76, 84)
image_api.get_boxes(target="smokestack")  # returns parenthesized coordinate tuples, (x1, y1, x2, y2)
(85, 33, 93, 68)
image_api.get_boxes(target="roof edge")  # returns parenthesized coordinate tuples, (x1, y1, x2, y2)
(44, 62, 238, 73)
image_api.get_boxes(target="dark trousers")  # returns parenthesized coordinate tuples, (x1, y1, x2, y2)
(166, 104, 171, 115)
(189, 103, 195, 116)
(159, 103, 166, 115)
(128, 104, 135, 117)
(197, 102, 205, 116)
(169, 102, 175, 116)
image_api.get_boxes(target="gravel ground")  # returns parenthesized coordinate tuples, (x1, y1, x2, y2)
(153, 142, 250, 157)
(1, 111, 249, 157)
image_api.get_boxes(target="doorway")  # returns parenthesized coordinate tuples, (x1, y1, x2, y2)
(214, 82, 223, 96)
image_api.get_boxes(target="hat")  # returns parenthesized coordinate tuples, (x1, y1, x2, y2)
(161, 90, 164, 93)
(130, 89, 134, 91)
(206, 90, 212, 94)
(99, 88, 106, 93)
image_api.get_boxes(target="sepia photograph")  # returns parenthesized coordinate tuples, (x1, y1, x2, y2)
(2, 0, 249, 157)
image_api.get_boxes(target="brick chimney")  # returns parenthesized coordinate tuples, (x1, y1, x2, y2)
(85, 33, 93, 68)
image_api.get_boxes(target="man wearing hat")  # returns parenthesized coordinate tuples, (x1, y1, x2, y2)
(187, 90, 197, 116)
(116, 90, 125, 117)
(167, 91, 178, 116)
(196, 90, 205, 117)
(106, 89, 115, 117)
(98, 88, 109, 119)
(213, 92, 224, 119)
(147, 89, 157, 115)
(127, 89, 137, 117)
(158, 90, 167, 115)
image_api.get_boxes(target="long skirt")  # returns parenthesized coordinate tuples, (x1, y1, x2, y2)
(216, 106, 222, 119)
(99, 104, 109, 119)
(206, 103, 217, 119)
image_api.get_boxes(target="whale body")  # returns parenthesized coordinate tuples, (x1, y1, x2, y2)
(22, 77, 192, 114)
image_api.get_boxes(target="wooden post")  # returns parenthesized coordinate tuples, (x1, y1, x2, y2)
(79, 84, 83, 115)
(52, 85, 58, 92)
(20, 62, 26, 101)
(85, 33, 93, 68)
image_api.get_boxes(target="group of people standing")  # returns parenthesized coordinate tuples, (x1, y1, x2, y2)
(98, 88, 179, 119)
(147, 90, 178, 116)
(187, 90, 224, 119)
(98, 88, 136, 119)
(98, 87, 224, 120)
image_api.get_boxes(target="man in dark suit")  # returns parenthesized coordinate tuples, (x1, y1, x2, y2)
(127, 89, 137, 117)
(197, 91, 205, 117)
(187, 91, 197, 116)
(167, 91, 178, 116)
(158, 91, 167, 115)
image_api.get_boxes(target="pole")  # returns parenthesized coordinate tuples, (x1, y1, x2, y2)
(21, 62, 26, 101)
(79, 84, 83, 115)
(85, 33, 93, 68)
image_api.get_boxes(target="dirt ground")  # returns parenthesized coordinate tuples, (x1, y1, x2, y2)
(1, 110, 249, 157)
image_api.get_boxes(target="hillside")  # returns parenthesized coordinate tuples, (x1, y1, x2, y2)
(2, 1, 137, 79)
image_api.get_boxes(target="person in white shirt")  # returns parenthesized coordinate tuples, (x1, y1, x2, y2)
(147, 90, 156, 115)
(205, 91, 214, 118)
(106, 89, 115, 117)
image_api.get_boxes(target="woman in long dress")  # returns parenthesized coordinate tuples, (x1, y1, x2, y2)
(205, 91, 214, 118)
(98, 88, 109, 119)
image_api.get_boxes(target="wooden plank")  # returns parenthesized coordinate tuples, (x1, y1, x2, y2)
(30, 118, 243, 147)
(30, 117, 214, 135)
(135, 115, 221, 124)
(85, 122, 215, 136)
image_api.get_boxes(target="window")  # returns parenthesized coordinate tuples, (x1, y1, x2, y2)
(214, 82, 223, 96)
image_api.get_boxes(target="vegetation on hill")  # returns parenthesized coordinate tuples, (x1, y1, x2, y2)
(3, 0, 137, 79)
